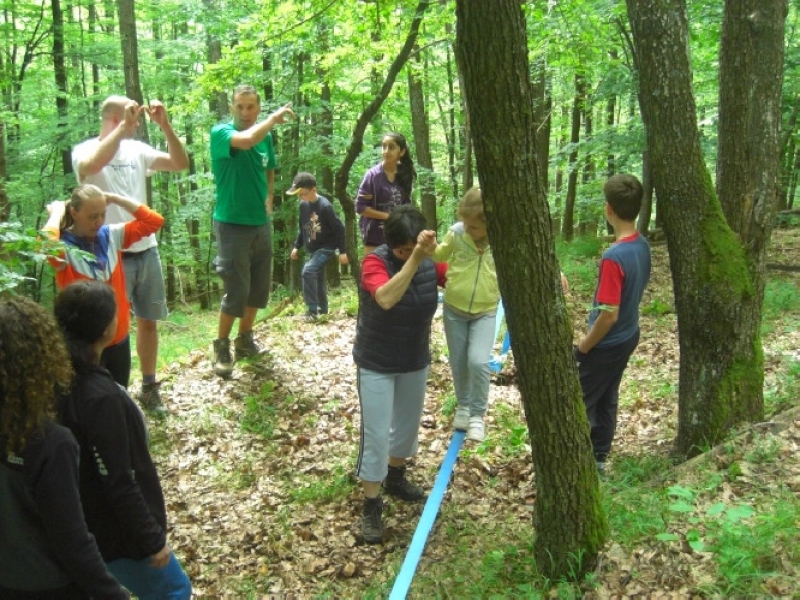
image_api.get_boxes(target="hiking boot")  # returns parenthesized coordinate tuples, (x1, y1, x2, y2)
(234, 331, 262, 360)
(467, 416, 486, 442)
(362, 497, 383, 544)
(453, 406, 470, 431)
(138, 381, 167, 417)
(213, 338, 233, 377)
(383, 465, 426, 502)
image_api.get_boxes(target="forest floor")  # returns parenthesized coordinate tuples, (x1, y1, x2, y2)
(143, 228, 800, 599)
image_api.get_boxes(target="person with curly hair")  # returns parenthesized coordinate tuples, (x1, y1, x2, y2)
(0, 295, 129, 598)
(55, 280, 191, 599)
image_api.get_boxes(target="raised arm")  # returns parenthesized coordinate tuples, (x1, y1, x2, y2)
(146, 100, 189, 172)
(230, 103, 295, 150)
(374, 230, 436, 310)
(76, 101, 143, 180)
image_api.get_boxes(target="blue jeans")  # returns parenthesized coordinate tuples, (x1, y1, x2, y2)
(302, 248, 335, 313)
(442, 305, 497, 418)
(107, 552, 191, 600)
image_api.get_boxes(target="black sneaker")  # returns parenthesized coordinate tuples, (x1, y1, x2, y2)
(383, 466, 426, 502)
(303, 310, 319, 322)
(234, 331, 262, 360)
(138, 381, 167, 417)
(213, 338, 233, 377)
(362, 497, 383, 544)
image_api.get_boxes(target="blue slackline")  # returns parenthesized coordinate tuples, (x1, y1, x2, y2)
(389, 429, 466, 599)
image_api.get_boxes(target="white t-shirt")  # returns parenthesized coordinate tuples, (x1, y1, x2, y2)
(72, 138, 162, 253)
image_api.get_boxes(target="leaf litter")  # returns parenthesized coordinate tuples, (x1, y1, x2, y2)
(148, 230, 799, 597)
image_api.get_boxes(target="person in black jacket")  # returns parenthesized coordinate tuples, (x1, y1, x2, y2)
(54, 280, 191, 599)
(287, 172, 349, 320)
(353, 205, 446, 544)
(0, 295, 129, 599)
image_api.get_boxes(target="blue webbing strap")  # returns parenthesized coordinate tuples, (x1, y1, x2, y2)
(389, 429, 466, 599)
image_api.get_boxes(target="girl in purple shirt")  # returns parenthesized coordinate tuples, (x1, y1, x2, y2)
(356, 132, 417, 252)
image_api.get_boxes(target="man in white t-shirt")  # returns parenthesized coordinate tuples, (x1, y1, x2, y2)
(72, 96, 189, 414)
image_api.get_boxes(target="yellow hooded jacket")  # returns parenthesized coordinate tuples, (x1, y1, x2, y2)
(434, 222, 500, 315)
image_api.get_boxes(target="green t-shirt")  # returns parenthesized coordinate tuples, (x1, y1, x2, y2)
(210, 122, 278, 225)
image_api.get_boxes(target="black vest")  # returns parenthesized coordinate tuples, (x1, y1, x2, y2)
(353, 245, 439, 373)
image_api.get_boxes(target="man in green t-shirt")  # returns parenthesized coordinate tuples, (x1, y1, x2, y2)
(209, 84, 294, 377)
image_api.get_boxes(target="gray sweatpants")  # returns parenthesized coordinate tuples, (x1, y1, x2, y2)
(355, 366, 429, 482)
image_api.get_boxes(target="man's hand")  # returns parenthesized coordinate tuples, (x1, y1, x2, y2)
(145, 100, 169, 129)
(338, 253, 349, 266)
(270, 103, 296, 125)
(290, 248, 299, 260)
(122, 101, 144, 135)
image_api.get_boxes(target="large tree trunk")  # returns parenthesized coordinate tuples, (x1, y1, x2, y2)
(456, 0, 606, 580)
(626, 0, 786, 457)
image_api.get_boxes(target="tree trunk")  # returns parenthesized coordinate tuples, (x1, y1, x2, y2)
(52, 0, 71, 184)
(408, 49, 437, 232)
(456, 0, 606, 580)
(0, 118, 8, 222)
(117, 0, 147, 143)
(626, 0, 786, 457)
(561, 73, 585, 241)
(334, 0, 429, 282)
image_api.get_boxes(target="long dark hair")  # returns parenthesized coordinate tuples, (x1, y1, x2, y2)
(54, 280, 117, 374)
(384, 132, 417, 197)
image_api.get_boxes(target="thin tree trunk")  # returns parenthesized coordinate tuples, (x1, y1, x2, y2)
(408, 49, 437, 231)
(561, 73, 585, 241)
(334, 0, 429, 283)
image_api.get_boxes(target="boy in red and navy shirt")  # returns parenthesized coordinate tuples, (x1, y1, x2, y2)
(574, 174, 651, 473)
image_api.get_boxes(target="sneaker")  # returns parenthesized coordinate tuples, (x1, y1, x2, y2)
(234, 331, 262, 360)
(383, 466, 426, 502)
(303, 310, 319, 322)
(467, 416, 485, 442)
(213, 338, 233, 377)
(362, 497, 383, 544)
(453, 406, 470, 431)
(138, 381, 167, 417)
(596, 461, 607, 476)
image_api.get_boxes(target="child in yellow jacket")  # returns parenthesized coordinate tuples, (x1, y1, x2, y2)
(434, 187, 499, 441)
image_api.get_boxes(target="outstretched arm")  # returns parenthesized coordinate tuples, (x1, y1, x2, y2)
(230, 103, 295, 150)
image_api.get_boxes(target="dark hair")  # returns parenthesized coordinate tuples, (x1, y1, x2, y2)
(604, 174, 643, 221)
(61, 184, 105, 231)
(384, 204, 427, 249)
(232, 84, 260, 104)
(0, 296, 73, 454)
(383, 132, 417, 197)
(54, 280, 117, 373)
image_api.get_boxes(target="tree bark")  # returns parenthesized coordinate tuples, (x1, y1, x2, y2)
(561, 73, 585, 241)
(52, 0, 71, 185)
(626, 0, 786, 456)
(408, 48, 437, 232)
(456, 0, 606, 580)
